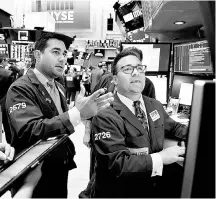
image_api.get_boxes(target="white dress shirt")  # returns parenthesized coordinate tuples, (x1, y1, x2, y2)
(117, 92, 163, 177)
(33, 68, 81, 127)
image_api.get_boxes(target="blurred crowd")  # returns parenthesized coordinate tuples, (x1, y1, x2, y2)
(0, 53, 115, 118)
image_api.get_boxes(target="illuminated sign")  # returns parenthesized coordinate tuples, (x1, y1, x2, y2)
(18, 31, 28, 41)
(32, 1, 90, 30)
(133, 9, 142, 18)
(0, 34, 5, 40)
(50, 11, 74, 23)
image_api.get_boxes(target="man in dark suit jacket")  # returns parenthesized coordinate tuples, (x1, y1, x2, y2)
(0, 55, 15, 107)
(90, 63, 104, 93)
(4, 32, 113, 198)
(90, 47, 187, 198)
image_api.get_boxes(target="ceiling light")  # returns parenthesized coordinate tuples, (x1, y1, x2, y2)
(174, 21, 186, 25)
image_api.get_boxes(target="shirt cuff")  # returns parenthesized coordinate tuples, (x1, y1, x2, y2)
(150, 153, 163, 177)
(68, 106, 81, 127)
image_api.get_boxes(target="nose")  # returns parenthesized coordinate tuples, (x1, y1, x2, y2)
(58, 54, 67, 62)
(131, 67, 140, 76)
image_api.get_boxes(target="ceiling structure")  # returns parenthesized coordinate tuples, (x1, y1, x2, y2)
(142, 0, 205, 42)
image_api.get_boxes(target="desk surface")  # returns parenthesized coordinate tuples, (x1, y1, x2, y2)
(170, 114, 189, 125)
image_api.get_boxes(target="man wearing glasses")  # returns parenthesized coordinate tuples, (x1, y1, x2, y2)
(90, 47, 188, 198)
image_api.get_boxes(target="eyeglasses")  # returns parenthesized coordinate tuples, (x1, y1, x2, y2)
(116, 64, 147, 74)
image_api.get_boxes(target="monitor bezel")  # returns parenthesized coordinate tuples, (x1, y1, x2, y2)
(173, 39, 213, 74)
(120, 42, 172, 73)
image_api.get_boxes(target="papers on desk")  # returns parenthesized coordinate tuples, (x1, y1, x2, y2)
(170, 114, 189, 126)
(179, 83, 193, 106)
(147, 76, 167, 104)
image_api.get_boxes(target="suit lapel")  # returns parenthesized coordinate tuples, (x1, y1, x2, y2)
(55, 82, 68, 112)
(113, 95, 147, 136)
(38, 82, 58, 112)
(143, 96, 160, 152)
(26, 69, 59, 113)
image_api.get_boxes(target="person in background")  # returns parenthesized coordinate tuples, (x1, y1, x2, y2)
(101, 61, 108, 74)
(82, 68, 91, 96)
(0, 54, 15, 107)
(16, 61, 26, 78)
(65, 67, 77, 104)
(90, 47, 187, 198)
(4, 32, 114, 198)
(90, 62, 104, 93)
(0, 55, 17, 144)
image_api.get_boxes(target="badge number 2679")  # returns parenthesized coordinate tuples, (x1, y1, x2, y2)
(9, 102, 27, 114)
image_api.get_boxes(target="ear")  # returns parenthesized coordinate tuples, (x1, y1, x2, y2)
(34, 50, 41, 63)
(112, 75, 118, 85)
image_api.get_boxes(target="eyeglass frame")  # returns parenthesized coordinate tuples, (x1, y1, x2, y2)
(116, 64, 147, 75)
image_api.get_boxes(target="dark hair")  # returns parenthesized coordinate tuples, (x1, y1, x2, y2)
(98, 62, 103, 68)
(112, 47, 143, 75)
(34, 32, 74, 52)
(0, 54, 8, 64)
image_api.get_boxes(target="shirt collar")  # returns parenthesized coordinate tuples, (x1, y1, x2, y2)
(33, 68, 54, 87)
(117, 92, 145, 112)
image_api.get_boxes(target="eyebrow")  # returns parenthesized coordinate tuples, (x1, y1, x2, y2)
(52, 47, 61, 51)
(51, 48, 67, 54)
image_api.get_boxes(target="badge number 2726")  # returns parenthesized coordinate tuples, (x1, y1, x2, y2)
(95, 132, 111, 140)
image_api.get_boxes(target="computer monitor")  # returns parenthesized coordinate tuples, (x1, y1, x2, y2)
(146, 75, 168, 104)
(181, 80, 215, 198)
(170, 73, 214, 106)
(174, 40, 213, 74)
(121, 42, 172, 72)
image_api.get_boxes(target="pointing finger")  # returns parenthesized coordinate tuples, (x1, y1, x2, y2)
(89, 88, 107, 101)
(95, 92, 114, 104)
(98, 102, 111, 111)
(79, 83, 86, 98)
(97, 97, 114, 109)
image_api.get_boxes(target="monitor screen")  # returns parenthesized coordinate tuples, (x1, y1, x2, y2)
(94, 49, 105, 57)
(181, 80, 215, 198)
(174, 40, 213, 74)
(121, 43, 171, 72)
(116, 1, 143, 32)
(146, 75, 168, 104)
(170, 74, 214, 106)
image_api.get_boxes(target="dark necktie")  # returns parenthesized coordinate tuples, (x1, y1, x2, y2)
(47, 81, 63, 114)
(133, 101, 149, 135)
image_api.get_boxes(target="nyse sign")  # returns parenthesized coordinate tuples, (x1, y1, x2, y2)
(50, 11, 74, 23)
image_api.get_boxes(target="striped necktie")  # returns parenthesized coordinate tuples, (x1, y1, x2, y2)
(133, 100, 149, 135)
(47, 80, 63, 114)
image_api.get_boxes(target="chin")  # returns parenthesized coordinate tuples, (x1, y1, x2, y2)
(129, 86, 143, 93)
(54, 71, 63, 77)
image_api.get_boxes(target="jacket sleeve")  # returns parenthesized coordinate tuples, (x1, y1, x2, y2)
(5, 84, 75, 150)
(91, 112, 153, 180)
(162, 104, 188, 141)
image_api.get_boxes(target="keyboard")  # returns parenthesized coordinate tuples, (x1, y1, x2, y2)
(177, 113, 190, 119)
